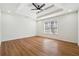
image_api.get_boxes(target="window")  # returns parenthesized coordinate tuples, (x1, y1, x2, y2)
(44, 21, 51, 33)
(44, 20, 58, 34)
(51, 20, 58, 34)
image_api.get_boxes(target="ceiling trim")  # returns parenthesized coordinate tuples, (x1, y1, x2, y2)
(36, 10, 77, 22)
(37, 8, 63, 18)
(1, 9, 36, 21)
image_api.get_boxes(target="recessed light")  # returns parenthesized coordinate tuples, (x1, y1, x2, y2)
(68, 9, 73, 12)
(7, 10, 11, 13)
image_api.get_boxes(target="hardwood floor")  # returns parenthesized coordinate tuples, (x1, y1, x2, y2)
(0, 47, 1, 56)
(1, 36, 79, 56)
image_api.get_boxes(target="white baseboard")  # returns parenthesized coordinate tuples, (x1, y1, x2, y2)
(37, 34, 77, 44)
(1, 35, 36, 42)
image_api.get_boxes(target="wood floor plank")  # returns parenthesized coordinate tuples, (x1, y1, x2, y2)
(1, 36, 79, 56)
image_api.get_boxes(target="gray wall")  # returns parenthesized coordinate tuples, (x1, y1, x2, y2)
(1, 12, 36, 41)
(37, 12, 78, 43)
(0, 10, 1, 45)
(78, 10, 79, 45)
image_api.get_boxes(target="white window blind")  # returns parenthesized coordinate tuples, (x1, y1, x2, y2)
(44, 20, 58, 34)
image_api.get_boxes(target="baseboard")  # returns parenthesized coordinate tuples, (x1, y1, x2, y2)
(1, 35, 36, 42)
(37, 36, 77, 45)
(1, 35, 78, 46)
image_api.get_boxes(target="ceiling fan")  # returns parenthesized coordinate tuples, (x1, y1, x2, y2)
(32, 3, 45, 10)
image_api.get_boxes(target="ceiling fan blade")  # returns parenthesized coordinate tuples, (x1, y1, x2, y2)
(31, 9, 42, 10)
(40, 4, 45, 9)
(32, 3, 38, 9)
(31, 9, 38, 10)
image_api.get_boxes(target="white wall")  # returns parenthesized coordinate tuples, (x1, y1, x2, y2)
(1, 12, 36, 41)
(37, 12, 78, 43)
(0, 10, 1, 45)
(78, 10, 79, 45)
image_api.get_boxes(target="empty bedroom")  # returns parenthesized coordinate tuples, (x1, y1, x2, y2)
(0, 3, 79, 56)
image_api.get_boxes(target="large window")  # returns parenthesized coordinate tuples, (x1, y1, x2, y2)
(44, 21, 51, 33)
(44, 20, 58, 34)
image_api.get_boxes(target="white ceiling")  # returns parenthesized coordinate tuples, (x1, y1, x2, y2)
(0, 3, 20, 13)
(0, 3, 37, 19)
(55, 3, 79, 10)
(0, 3, 79, 20)
(37, 3, 79, 19)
